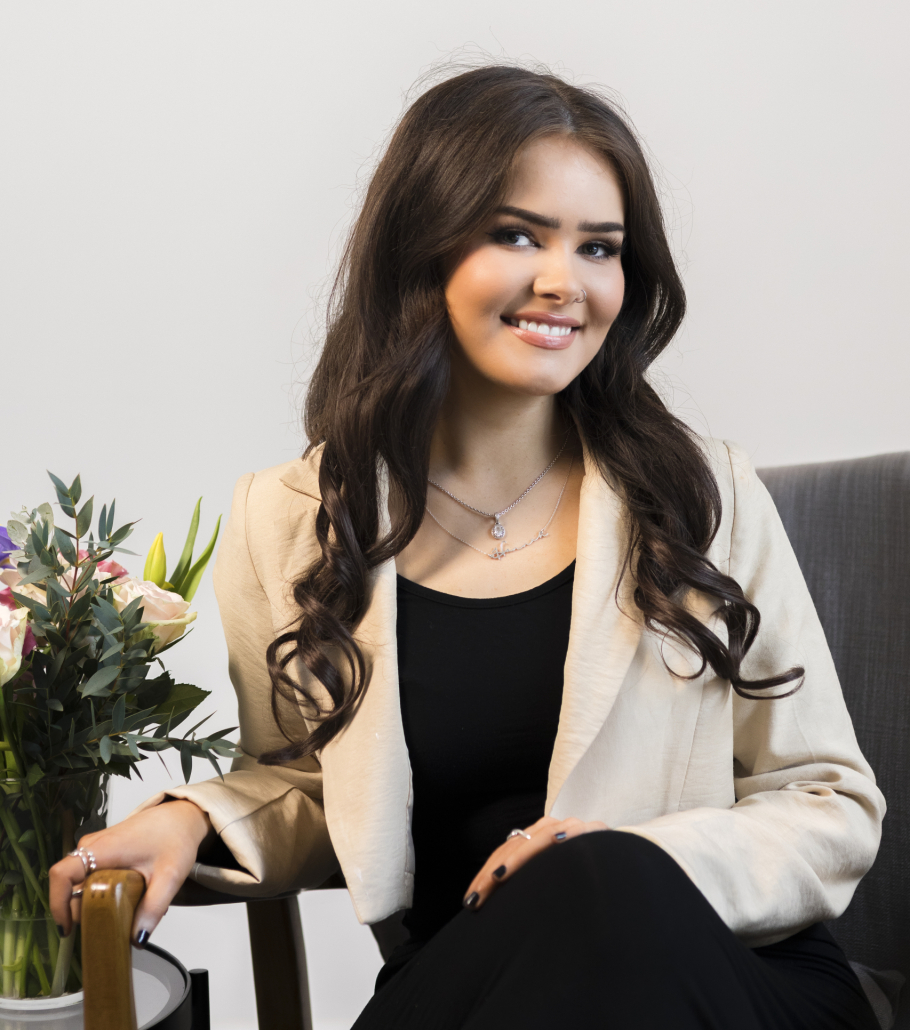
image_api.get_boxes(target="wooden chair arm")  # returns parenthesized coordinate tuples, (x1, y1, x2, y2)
(82, 868, 146, 1030)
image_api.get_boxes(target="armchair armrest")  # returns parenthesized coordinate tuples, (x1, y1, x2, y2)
(82, 869, 146, 1030)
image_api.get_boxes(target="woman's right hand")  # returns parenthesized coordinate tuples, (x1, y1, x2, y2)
(49, 799, 213, 946)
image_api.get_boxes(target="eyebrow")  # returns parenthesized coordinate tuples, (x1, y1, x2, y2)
(496, 205, 624, 235)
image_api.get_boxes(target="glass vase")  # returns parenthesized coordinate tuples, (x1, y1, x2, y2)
(0, 768, 109, 1000)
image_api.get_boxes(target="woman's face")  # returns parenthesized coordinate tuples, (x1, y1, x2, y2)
(444, 135, 626, 398)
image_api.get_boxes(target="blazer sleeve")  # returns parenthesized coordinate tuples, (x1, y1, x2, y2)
(616, 440, 886, 946)
(131, 472, 339, 897)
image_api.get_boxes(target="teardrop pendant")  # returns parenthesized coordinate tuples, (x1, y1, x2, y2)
(491, 520, 506, 540)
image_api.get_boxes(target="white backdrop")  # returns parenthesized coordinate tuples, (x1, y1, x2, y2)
(1, 2, 907, 1028)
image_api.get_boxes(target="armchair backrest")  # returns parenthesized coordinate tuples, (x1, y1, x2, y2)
(757, 453, 910, 996)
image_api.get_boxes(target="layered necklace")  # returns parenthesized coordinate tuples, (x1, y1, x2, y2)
(426, 432, 573, 561)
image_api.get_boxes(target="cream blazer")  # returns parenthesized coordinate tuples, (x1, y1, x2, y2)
(138, 437, 885, 948)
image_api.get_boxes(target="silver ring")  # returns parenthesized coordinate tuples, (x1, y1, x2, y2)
(506, 828, 532, 842)
(574, 288, 587, 304)
(71, 888, 84, 898)
(69, 847, 97, 877)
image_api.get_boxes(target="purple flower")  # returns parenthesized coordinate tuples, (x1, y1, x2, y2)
(0, 528, 13, 568)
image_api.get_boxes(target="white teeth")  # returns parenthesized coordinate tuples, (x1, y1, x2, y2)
(509, 319, 575, 336)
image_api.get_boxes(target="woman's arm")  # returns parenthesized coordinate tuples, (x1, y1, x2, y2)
(615, 440, 886, 946)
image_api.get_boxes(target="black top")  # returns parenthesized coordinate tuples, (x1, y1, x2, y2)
(396, 561, 575, 943)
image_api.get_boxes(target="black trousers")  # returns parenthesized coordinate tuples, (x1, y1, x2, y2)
(352, 831, 879, 1030)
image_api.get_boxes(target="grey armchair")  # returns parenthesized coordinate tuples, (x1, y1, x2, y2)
(82, 450, 910, 1029)
(758, 450, 910, 1028)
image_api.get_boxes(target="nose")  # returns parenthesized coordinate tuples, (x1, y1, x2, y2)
(532, 246, 583, 306)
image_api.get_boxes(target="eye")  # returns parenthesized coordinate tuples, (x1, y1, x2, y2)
(579, 239, 623, 260)
(488, 226, 537, 248)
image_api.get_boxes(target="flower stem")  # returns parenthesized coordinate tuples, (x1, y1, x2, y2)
(31, 941, 50, 995)
(0, 807, 48, 916)
(2, 895, 16, 997)
(49, 926, 74, 997)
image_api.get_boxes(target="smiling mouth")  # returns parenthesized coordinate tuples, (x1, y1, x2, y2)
(503, 317, 577, 338)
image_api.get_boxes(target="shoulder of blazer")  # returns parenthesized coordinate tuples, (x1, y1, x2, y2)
(237, 446, 324, 619)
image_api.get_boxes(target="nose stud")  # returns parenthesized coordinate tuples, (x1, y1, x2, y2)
(574, 289, 587, 304)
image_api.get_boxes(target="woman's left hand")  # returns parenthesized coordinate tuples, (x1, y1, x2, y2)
(462, 815, 609, 911)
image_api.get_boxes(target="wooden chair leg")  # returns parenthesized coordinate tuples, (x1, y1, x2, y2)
(82, 869, 146, 1030)
(246, 896, 313, 1030)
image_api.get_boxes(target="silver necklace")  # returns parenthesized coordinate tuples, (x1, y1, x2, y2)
(425, 455, 574, 561)
(428, 430, 570, 541)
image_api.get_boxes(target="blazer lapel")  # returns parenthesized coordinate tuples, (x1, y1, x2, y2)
(546, 445, 644, 811)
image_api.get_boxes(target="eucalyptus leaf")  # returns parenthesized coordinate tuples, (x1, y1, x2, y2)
(53, 529, 78, 565)
(99, 735, 113, 764)
(69, 474, 82, 506)
(180, 744, 193, 783)
(6, 521, 28, 547)
(81, 665, 121, 697)
(111, 694, 126, 733)
(75, 497, 94, 538)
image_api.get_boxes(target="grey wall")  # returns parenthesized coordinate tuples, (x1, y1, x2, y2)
(1, 2, 907, 1027)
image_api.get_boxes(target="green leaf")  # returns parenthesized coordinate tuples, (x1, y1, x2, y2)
(149, 681, 210, 721)
(81, 665, 121, 697)
(169, 498, 201, 593)
(53, 527, 78, 566)
(111, 694, 126, 733)
(1, 871, 22, 886)
(106, 500, 116, 539)
(11, 593, 51, 621)
(17, 830, 36, 848)
(26, 764, 45, 787)
(16, 565, 54, 587)
(108, 522, 137, 547)
(180, 744, 193, 783)
(75, 497, 94, 538)
(46, 699, 64, 712)
(47, 471, 70, 499)
(6, 520, 28, 547)
(100, 641, 123, 662)
(99, 735, 113, 764)
(205, 751, 225, 780)
(177, 515, 221, 602)
(98, 504, 107, 540)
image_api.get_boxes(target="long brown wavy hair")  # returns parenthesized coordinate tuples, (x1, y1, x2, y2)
(261, 65, 802, 764)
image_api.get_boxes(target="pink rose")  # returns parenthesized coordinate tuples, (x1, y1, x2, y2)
(112, 579, 196, 649)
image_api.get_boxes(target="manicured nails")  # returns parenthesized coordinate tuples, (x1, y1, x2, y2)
(136, 929, 151, 949)
(554, 831, 568, 841)
(463, 892, 479, 909)
(492, 865, 507, 879)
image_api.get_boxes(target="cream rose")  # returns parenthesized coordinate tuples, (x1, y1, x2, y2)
(0, 606, 29, 686)
(112, 579, 197, 649)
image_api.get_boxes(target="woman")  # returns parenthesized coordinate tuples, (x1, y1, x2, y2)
(49, 66, 884, 1028)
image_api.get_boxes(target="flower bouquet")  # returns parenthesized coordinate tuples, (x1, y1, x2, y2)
(0, 472, 237, 1001)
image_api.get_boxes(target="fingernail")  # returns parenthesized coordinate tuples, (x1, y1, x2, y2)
(493, 865, 507, 879)
(55, 924, 65, 937)
(136, 929, 151, 949)
(463, 892, 479, 909)
(554, 831, 568, 841)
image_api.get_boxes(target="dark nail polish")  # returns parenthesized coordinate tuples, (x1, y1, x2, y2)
(55, 924, 65, 937)
(136, 929, 151, 948)
(554, 831, 568, 841)
(493, 865, 507, 879)
(463, 891, 479, 909)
